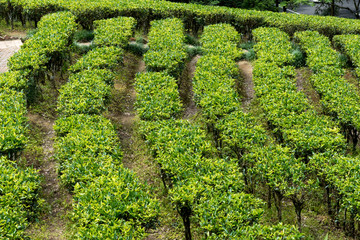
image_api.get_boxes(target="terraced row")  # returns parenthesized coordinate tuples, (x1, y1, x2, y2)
(0, 11, 77, 239)
(54, 16, 160, 239)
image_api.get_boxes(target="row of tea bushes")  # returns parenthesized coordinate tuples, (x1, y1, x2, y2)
(252, 27, 294, 66)
(2, 0, 360, 36)
(135, 18, 183, 120)
(200, 23, 243, 60)
(253, 27, 360, 233)
(143, 18, 187, 78)
(295, 31, 360, 149)
(252, 27, 345, 160)
(135, 72, 182, 121)
(0, 11, 77, 239)
(54, 16, 160, 239)
(93, 16, 136, 47)
(8, 11, 77, 72)
(137, 20, 285, 239)
(0, 156, 42, 239)
(193, 23, 305, 235)
(1, 12, 76, 156)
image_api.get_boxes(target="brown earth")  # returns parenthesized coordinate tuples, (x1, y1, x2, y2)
(25, 113, 72, 240)
(295, 68, 322, 113)
(237, 60, 255, 110)
(180, 55, 201, 120)
(106, 53, 184, 240)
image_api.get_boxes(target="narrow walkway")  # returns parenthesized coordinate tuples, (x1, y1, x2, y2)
(0, 39, 22, 73)
(25, 113, 72, 240)
(180, 55, 200, 120)
(237, 60, 255, 110)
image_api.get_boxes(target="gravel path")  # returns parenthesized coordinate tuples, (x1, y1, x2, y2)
(0, 40, 22, 73)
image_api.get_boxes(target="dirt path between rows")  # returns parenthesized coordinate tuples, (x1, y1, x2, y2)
(180, 55, 201, 120)
(25, 113, 72, 240)
(106, 53, 184, 239)
(237, 60, 255, 110)
(295, 68, 322, 112)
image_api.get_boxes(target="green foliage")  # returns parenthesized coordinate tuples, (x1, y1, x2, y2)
(252, 27, 294, 66)
(53, 13, 160, 239)
(140, 120, 266, 238)
(309, 152, 360, 220)
(294, 31, 343, 73)
(73, 30, 94, 43)
(193, 55, 240, 120)
(55, 117, 121, 189)
(0, 89, 28, 154)
(0, 156, 42, 239)
(193, 24, 242, 121)
(3, 0, 360, 38)
(71, 168, 160, 239)
(93, 16, 136, 47)
(201, 23, 243, 60)
(144, 18, 187, 77)
(57, 70, 113, 116)
(296, 31, 360, 150)
(248, 145, 316, 198)
(216, 110, 268, 154)
(241, 223, 304, 239)
(69, 46, 123, 73)
(137, 22, 302, 238)
(0, 70, 27, 91)
(253, 28, 346, 159)
(54, 114, 113, 137)
(8, 11, 77, 71)
(333, 34, 360, 76)
(135, 72, 183, 121)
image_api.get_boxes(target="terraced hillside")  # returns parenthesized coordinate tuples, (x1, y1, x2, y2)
(1, 1, 360, 239)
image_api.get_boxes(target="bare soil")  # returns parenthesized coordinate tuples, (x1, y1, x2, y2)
(296, 68, 322, 112)
(105, 52, 183, 240)
(237, 60, 255, 110)
(180, 55, 201, 120)
(343, 69, 360, 93)
(106, 53, 145, 171)
(25, 113, 72, 240)
(2, 29, 26, 39)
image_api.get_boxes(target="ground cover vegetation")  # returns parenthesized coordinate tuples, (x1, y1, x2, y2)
(2, 0, 360, 239)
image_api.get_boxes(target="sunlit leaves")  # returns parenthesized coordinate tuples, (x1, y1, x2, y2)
(0, 156, 41, 239)
(93, 16, 136, 47)
(135, 72, 182, 120)
(144, 18, 187, 77)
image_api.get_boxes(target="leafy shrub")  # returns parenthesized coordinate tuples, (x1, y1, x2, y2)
(296, 30, 360, 150)
(193, 54, 240, 120)
(9, 11, 77, 71)
(144, 18, 187, 77)
(135, 72, 183, 121)
(0, 156, 41, 239)
(294, 31, 343, 73)
(54, 114, 114, 137)
(72, 167, 160, 239)
(0, 89, 27, 154)
(0, 71, 27, 90)
(252, 27, 294, 66)
(69, 46, 123, 73)
(333, 34, 360, 70)
(93, 16, 136, 47)
(201, 23, 243, 60)
(57, 70, 113, 116)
